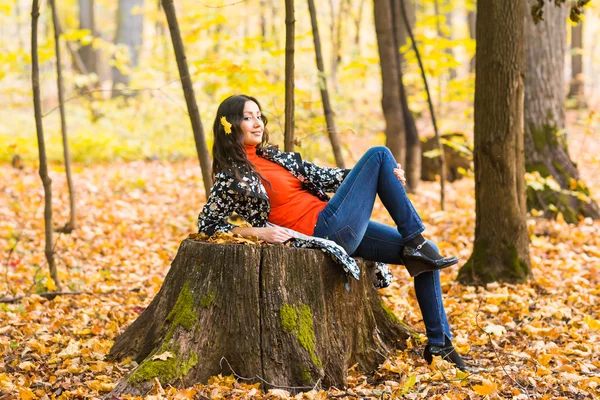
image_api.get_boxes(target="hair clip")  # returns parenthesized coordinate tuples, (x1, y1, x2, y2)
(220, 116, 232, 134)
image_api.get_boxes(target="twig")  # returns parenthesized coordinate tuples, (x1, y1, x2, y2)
(219, 356, 315, 391)
(41, 78, 185, 118)
(326, 392, 363, 399)
(474, 305, 533, 399)
(198, 0, 248, 7)
(0, 291, 91, 303)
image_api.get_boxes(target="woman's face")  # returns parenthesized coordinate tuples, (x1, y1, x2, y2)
(241, 100, 264, 146)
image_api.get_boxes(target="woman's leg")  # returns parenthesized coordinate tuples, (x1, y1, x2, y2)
(352, 221, 452, 346)
(313, 146, 425, 255)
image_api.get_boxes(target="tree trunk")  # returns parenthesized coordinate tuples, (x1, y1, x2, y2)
(284, 0, 295, 152)
(457, 0, 531, 285)
(524, 3, 599, 223)
(392, 0, 420, 192)
(78, 0, 98, 79)
(107, 240, 410, 397)
(567, 20, 585, 106)
(468, 10, 476, 73)
(112, 0, 144, 95)
(50, 0, 76, 234)
(32, 0, 62, 292)
(398, 0, 446, 208)
(161, 0, 213, 195)
(374, 0, 406, 166)
(308, 0, 345, 168)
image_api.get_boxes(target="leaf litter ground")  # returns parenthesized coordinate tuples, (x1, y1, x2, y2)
(1, 150, 599, 399)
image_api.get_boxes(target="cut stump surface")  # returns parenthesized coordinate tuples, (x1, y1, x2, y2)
(107, 239, 412, 397)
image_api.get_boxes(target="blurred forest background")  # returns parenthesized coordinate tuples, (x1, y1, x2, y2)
(1, 0, 600, 398)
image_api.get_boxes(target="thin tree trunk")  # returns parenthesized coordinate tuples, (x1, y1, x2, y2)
(392, 0, 420, 191)
(524, 2, 599, 223)
(112, 0, 144, 95)
(308, 0, 345, 168)
(32, 0, 62, 291)
(374, 0, 406, 166)
(458, 0, 531, 285)
(353, 0, 366, 56)
(398, 0, 445, 208)
(567, 20, 585, 105)
(161, 0, 212, 195)
(50, 0, 76, 233)
(468, 9, 476, 73)
(284, 0, 295, 152)
(78, 0, 98, 80)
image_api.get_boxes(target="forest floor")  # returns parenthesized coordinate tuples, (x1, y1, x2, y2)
(1, 120, 599, 399)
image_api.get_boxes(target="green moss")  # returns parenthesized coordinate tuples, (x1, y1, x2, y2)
(530, 120, 559, 152)
(164, 281, 196, 342)
(199, 290, 215, 307)
(525, 162, 549, 177)
(458, 240, 530, 285)
(382, 302, 401, 323)
(300, 366, 312, 385)
(382, 302, 421, 342)
(279, 303, 322, 367)
(181, 350, 198, 376)
(280, 304, 298, 333)
(127, 347, 198, 385)
(128, 355, 178, 384)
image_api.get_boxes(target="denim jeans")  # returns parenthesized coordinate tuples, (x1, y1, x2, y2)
(313, 146, 452, 346)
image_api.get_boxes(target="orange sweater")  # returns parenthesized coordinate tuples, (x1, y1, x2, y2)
(246, 145, 327, 235)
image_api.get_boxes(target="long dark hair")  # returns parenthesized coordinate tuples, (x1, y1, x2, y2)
(212, 94, 270, 180)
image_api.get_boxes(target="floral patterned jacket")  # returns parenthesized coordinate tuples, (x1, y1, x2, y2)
(197, 145, 393, 289)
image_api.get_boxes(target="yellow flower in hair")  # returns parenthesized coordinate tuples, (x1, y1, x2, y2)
(220, 116, 232, 134)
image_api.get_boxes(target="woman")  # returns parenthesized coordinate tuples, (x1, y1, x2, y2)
(198, 94, 468, 370)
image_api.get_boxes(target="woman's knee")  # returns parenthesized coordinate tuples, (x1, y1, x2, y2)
(365, 146, 393, 159)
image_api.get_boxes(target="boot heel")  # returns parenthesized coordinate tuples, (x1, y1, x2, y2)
(404, 260, 430, 277)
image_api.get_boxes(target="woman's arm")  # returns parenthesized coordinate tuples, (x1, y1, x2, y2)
(197, 177, 237, 235)
(231, 226, 293, 243)
(301, 160, 350, 193)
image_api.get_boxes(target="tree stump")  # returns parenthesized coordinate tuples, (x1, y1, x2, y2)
(107, 239, 412, 397)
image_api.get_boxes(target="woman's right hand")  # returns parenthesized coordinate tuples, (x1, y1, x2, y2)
(255, 226, 294, 243)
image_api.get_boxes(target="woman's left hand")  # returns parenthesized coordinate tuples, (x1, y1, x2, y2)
(394, 163, 406, 186)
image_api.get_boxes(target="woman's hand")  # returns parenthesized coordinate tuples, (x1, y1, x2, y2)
(393, 163, 407, 186)
(255, 226, 294, 243)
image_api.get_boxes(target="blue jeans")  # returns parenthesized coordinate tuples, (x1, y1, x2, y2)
(313, 146, 452, 346)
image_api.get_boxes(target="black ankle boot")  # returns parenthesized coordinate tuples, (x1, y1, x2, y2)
(423, 341, 468, 371)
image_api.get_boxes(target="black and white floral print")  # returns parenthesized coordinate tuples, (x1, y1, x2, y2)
(197, 145, 393, 289)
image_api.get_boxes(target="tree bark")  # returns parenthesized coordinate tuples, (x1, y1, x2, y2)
(107, 240, 411, 397)
(524, 2, 599, 223)
(457, 0, 531, 285)
(567, 19, 585, 106)
(50, 0, 76, 234)
(308, 0, 345, 168)
(32, 0, 62, 291)
(112, 0, 144, 95)
(284, 0, 295, 152)
(374, 0, 406, 166)
(161, 0, 213, 195)
(78, 0, 98, 79)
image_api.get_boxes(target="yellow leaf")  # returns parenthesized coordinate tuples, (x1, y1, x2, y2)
(584, 315, 600, 331)
(472, 379, 497, 396)
(152, 351, 174, 361)
(19, 388, 36, 400)
(46, 275, 57, 291)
